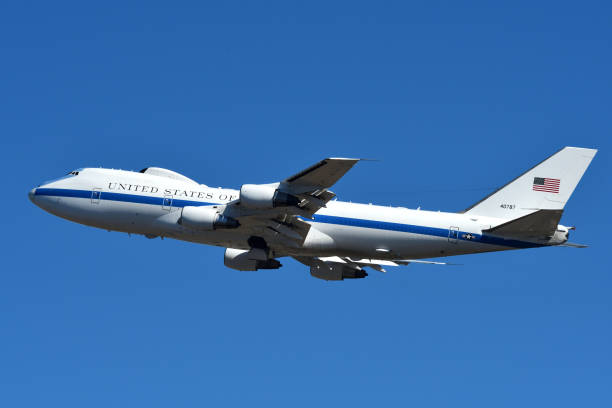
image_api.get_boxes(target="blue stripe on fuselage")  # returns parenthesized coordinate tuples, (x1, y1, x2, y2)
(34, 188, 544, 249)
(34, 188, 218, 207)
(310, 214, 544, 249)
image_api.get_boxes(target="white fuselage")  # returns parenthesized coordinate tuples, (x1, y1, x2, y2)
(29, 167, 547, 260)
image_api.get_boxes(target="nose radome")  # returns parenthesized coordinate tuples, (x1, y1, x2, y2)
(28, 188, 36, 203)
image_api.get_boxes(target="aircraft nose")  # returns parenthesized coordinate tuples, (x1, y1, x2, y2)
(28, 188, 37, 203)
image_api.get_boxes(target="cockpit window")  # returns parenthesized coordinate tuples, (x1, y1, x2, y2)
(42, 169, 81, 186)
(66, 168, 84, 176)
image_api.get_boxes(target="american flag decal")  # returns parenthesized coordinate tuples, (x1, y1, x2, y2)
(533, 177, 560, 193)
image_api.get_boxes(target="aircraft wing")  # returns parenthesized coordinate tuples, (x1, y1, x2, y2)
(220, 158, 360, 246)
(273, 157, 361, 215)
(281, 157, 361, 194)
(293, 256, 453, 280)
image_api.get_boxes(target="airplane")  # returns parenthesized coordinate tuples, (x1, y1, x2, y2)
(29, 146, 597, 281)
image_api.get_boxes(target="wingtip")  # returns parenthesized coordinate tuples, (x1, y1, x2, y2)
(327, 157, 361, 162)
(327, 157, 380, 162)
(563, 146, 598, 156)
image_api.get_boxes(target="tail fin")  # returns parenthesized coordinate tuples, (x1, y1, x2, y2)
(463, 146, 597, 220)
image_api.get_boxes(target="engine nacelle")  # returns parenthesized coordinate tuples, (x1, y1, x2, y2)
(224, 248, 282, 271)
(239, 184, 300, 209)
(179, 206, 239, 230)
(310, 263, 368, 281)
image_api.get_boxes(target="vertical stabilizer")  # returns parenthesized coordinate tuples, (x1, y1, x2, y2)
(463, 147, 597, 220)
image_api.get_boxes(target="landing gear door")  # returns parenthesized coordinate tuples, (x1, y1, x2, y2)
(162, 194, 173, 211)
(448, 226, 459, 243)
(91, 188, 102, 204)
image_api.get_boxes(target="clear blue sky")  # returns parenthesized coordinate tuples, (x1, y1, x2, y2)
(2, 1, 610, 406)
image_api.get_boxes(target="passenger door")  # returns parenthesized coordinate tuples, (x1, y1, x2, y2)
(448, 226, 459, 243)
(91, 188, 102, 204)
(162, 194, 173, 211)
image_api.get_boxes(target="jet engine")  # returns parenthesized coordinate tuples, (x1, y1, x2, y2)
(239, 184, 300, 209)
(224, 248, 282, 271)
(179, 206, 239, 230)
(310, 262, 368, 281)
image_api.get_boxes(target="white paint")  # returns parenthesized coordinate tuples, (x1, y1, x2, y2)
(29, 147, 597, 279)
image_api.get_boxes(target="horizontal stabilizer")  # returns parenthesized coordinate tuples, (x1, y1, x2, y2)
(483, 209, 563, 240)
(560, 242, 588, 248)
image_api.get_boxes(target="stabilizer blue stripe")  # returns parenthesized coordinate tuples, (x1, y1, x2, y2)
(34, 188, 543, 249)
